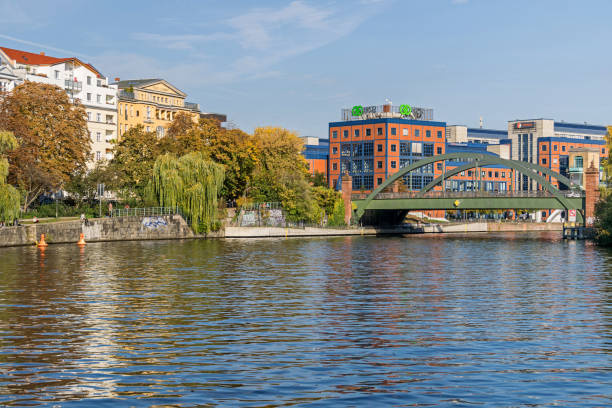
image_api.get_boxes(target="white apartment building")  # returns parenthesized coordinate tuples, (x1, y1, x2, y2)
(0, 47, 118, 168)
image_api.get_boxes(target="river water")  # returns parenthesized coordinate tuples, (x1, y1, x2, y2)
(0, 233, 611, 407)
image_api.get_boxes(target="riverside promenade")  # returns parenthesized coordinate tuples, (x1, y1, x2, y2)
(0, 214, 562, 247)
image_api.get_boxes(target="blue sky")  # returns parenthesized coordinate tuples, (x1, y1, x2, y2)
(1, 0, 611, 136)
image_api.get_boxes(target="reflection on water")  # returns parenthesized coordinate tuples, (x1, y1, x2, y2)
(0, 233, 611, 406)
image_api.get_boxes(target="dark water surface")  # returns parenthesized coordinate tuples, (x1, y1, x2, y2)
(1, 232, 611, 407)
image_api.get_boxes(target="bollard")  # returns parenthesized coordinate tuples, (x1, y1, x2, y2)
(77, 233, 86, 246)
(37, 234, 48, 248)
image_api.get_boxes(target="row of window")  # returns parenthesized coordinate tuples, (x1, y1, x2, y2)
(445, 180, 508, 191)
(332, 128, 443, 139)
(456, 170, 509, 179)
(333, 159, 440, 172)
(120, 123, 166, 137)
(541, 144, 605, 155)
(86, 111, 114, 123)
(333, 142, 443, 157)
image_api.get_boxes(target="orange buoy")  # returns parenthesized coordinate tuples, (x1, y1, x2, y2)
(77, 233, 86, 246)
(37, 234, 48, 248)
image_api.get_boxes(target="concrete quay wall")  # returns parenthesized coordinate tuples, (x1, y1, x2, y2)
(0, 215, 198, 247)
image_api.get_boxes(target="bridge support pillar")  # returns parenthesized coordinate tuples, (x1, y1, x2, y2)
(341, 173, 353, 225)
(584, 163, 600, 226)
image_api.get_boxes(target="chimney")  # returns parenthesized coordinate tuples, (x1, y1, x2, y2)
(114, 77, 120, 82)
(40, 52, 45, 56)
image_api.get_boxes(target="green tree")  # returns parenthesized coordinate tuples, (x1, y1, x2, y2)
(0, 82, 90, 210)
(250, 127, 317, 222)
(595, 191, 612, 246)
(147, 152, 225, 233)
(65, 161, 112, 202)
(311, 186, 345, 226)
(0, 131, 20, 223)
(310, 171, 327, 187)
(108, 125, 160, 203)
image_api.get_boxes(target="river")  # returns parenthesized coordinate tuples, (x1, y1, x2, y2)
(0, 232, 611, 406)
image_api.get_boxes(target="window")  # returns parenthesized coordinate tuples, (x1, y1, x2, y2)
(562, 145, 566, 152)
(332, 162, 337, 170)
(364, 143, 374, 156)
(96, 113, 101, 122)
(391, 161, 397, 169)
(553, 158, 558, 164)
(482, 171, 486, 177)
(426, 130, 431, 138)
(377, 161, 383, 169)
(403, 128, 409, 136)
(97, 79, 101, 87)
(332, 147, 338, 155)
(87, 76, 91, 85)
(96, 151, 101, 161)
(461, 171, 465, 176)
(468, 171, 472, 177)
(415, 129, 420, 137)
(391, 144, 397, 152)
(87, 93, 92, 101)
(437, 131, 442, 139)
(146, 106, 151, 119)
(391, 127, 397, 135)
(340, 144, 351, 157)
(437, 163, 442, 170)
(377, 127, 383, 135)
(332, 131, 338, 139)
(96, 132, 101, 142)
(136, 110, 139, 117)
(603, 148, 606, 154)
(363, 175, 374, 190)
(354, 129, 360, 137)
(366, 128, 371, 136)
(352, 176, 362, 190)
(377, 178, 382, 185)
(96, 94, 101, 103)
(423, 143, 434, 156)
(86, 112, 91, 121)
(400, 143, 410, 155)
(554, 145, 558, 151)
(542, 144, 547, 151)
(157, 126, 165, 138)
(542, 158, 547, 165)
(364, 159, 373, 172)
(343, 130, 348, 138)
(574, 156, 583, 168)
(488, 171, 492, 177)
(495, 172, 499, 178)
(412, 142, 422, 155)
(436, 146, 442, 155)
(352, 144, 363, 156)
(377, 144, 383, 152)
(54, 70, 59, 79)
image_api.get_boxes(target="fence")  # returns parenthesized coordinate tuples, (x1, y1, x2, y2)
(110, 206, 182, 218)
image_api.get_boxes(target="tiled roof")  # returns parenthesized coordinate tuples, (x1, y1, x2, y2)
(0, 47, 103, 77)
(0, 47, 67, 65)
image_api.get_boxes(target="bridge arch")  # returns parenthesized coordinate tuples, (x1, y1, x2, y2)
(355, 153, 581, 219)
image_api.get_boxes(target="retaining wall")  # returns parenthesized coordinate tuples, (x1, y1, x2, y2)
(0, 215, 198, 247)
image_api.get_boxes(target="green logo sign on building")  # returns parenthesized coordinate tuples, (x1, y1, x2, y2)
(351, 105, 364, 117)
(399, 104, 412, 117)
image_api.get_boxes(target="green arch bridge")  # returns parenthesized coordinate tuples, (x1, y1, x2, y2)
(350, 153, 586, 224)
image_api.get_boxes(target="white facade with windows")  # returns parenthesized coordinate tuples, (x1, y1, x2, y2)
(0, 47, 118, 168)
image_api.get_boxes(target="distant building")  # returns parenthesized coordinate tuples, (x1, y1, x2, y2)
(300, 136, 329, 180)
(446, 125, 508, 145)
(0, 46, 118, 167)
(508, 119, 607, 191)
(114, 78, 200, 139)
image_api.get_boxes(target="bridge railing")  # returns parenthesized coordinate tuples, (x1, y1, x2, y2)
(352, 190, 585, 200)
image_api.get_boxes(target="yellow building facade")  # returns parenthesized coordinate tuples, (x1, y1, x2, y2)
(115, 78, 200, 140)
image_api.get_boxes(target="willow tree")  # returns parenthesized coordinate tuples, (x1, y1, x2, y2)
(148, 152, 225, 233)
(0, 131, 20, 223)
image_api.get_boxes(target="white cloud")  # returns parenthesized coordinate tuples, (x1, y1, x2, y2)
(125, 1, 379, 84)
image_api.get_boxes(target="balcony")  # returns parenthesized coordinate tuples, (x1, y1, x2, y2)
(185, 101, 200, 111)
(119, 90, 135, 100)
(64, 79, 82, 92)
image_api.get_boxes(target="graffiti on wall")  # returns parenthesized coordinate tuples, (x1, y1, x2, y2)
(142, 217, 168, 229)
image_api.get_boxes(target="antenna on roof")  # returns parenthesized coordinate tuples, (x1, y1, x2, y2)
(479, 116, 483, 129)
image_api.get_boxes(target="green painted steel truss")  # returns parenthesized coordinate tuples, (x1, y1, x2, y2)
(353, 152, 585, 219)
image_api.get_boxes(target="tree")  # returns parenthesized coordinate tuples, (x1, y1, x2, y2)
(0, 82, 90, 210)
(107, 125, 160, 203)
(0, 131, 20, 223)
(65, 161, 112, 202)
(250, 127, 317, 222)
(310, 171, 327, 187)
(147, 152, 225, 233)
(167, 111, 196, 139)
(311, 186, 345, 226)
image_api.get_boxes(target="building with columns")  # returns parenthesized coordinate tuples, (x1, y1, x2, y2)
(0, 46, 118, 167)
(114, 79, 200, 140)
